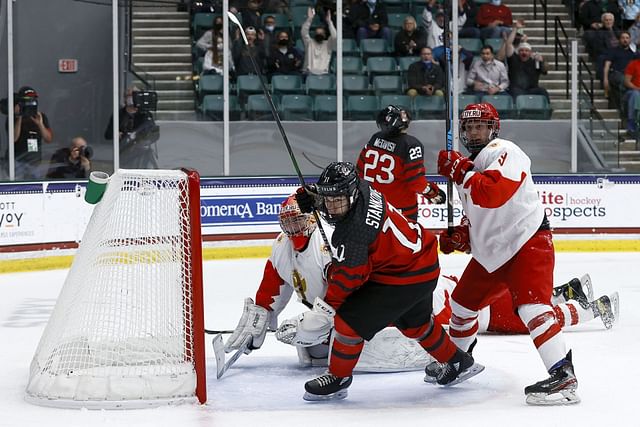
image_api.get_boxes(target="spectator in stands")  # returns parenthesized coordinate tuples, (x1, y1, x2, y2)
(407, 47, 445, 98)
(263, 0, 288, 14)
(46, 136, 91, 179)
(465, 45, 509, 97)
(195, 15, 223, 58)
(202, 41, 224, 76)
(395, 16, 427, 57)
(232, 26, 265, 76)
(583, 12, 621, 59)
(9, 86, 53, 180)
(458, 0, 481, 39)
(476, 0, 513, 40)
(432, 32, 475, 94)
(495, 20, 526, 62)
(623, 57, 640, 136)
(505, 39, 549, 102)
(358, 17, 393, 46)
(348, 0, 390, 45)
(578, 0, 622, 32)
(241, 0, 264, 31)
(258, 15, 278, 59)
(629, 11, 640, 50)
(301, 8, 336, 76)
(268, 31, 303, 76)
(619, 0, 640, 29)
(423, 7, 445, 50)
(603, 31, 638, 107)
(342, 0, 360, 40)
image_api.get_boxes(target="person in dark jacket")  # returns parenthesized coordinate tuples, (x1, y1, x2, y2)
(394, 16, 427, 57)
(46, 136, 91, 179)
(406, 47, 445, 97)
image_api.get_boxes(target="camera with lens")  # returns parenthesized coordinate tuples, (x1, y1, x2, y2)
(79, 145, 94, 160)
(133, 90, 158, 112)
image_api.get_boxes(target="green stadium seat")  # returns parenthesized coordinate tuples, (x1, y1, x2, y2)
(347, 95, 379, 120)
(194, 57, 204, 75)
(459, 38, 483, 54)
(200, 95, 241, 121)
(343, 38, 360, 56)
(314, 95, 337, 121)
(281, 94, 314, 120)
(342, 56, 364, 74)
(271, 74, 303, 94)
(516, 94, 552, 119)
(414, 95, 445, 119)
(481, 94, 515, 119)
(379, 95, 413, 113)
(398, 56, 419, 74)
(343, 75, 370, 95)
(388, 13, 410, 30)
(306, 74, 336, 95)
(237, 75, 264, 101)
(198, 74, 223, 102)
(459, 94, 481, 112)
(192, 13, 219, 40)
(247, 94, 279, 120)
(290, 0, 313, 6)
(367, 57, 399, 78)
(484, 38, 504, 54)
(360, 38, 389, 60)
(383, 0, 411, 13)
(372, 75, 403, 94)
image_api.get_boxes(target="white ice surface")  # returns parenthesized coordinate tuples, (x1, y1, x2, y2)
(0, 252, 637, 427)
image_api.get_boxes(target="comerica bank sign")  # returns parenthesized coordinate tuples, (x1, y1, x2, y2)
(200, 195, 286, 226)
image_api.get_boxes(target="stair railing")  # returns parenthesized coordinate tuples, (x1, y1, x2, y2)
(125, 0, 156, 90)
(533, 0, 548, 45)
(554, 16, 571, 98)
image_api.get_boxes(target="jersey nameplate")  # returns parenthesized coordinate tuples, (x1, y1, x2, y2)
(365, 189, 384, 228)
(373, 137, 397, 153)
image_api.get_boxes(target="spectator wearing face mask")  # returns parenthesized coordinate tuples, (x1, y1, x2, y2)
(476, 0, 513, 40)
(258, 15, 278, 59)
(406, 47, 445, 97)
(301, 8, 336, 75)
(268, 31, 304, 77)
(195, 15, 223, 58)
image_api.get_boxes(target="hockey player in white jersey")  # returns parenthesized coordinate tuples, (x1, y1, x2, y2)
(224, 194, 431, 372)
(431, 102, 581, 405)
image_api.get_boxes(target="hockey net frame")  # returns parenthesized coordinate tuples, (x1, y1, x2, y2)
(25, 169, 206, 409)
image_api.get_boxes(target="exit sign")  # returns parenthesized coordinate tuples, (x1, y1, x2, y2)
(58, 59, 78, 73)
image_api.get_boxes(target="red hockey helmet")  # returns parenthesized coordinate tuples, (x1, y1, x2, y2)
(459, 102, 500, 155)
(279, 194, 316, 249)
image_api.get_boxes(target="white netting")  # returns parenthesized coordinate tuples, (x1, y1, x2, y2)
(25, 169, 203, 409)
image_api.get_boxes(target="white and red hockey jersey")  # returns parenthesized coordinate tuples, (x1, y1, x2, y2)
(457, 138, 544, 272)
(255, 227, 333, 318)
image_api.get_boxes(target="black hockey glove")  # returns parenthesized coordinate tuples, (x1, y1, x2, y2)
(295, 185, 318, 213)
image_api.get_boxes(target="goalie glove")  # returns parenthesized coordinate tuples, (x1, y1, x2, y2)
(275, 297, 335, 347)
(225, 297, 271, 353)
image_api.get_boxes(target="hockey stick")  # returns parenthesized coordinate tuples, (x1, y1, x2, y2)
(227, 11, 332, 250)
(212, 333, 252, 379)
(442, 1, 455, 234)
(205, 328, 277, 335)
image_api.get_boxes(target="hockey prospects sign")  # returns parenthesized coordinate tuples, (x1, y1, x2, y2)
(0, 176, 637, 248)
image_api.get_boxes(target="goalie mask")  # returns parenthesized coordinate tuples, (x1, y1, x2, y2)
(460, 102, 500, 155)
(376, 105, 411, 136)
(316, 162, 360, 224)
(279, 194, 316, 250)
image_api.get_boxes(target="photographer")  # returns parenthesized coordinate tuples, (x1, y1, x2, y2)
(4, 86, 53, 179)
(45, 136, 92, 179)
(104, 86, 159, 169)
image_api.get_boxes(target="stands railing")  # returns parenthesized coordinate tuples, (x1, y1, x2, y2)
(533, 0, 548, 45)
(126, 0, 155, 90)
(554, 17, 571, 98)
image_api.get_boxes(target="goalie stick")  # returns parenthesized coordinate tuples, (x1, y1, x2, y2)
(205, 328, 277, 335)
(212, 333, 253, 379)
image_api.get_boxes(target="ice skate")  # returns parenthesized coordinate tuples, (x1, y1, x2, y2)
(553, 275, 591, 309)
(592, 292, 619, 330)
(303, 371, 352, 401)
(423, 348, 484, 386)
(525, 351, 580, 406)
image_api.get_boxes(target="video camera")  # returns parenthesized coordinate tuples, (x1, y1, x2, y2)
(0, 88, 39, 117)
(133, 91, 158, 112)
(79, 145, 94, 160)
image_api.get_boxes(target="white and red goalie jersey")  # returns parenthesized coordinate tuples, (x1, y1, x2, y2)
(255, 227, 333, 319)
(457, 138, 544, 272)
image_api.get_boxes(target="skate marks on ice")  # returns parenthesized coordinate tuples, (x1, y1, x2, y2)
(205, 355, 510, 412)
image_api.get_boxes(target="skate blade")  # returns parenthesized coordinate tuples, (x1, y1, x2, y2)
(609, 292, 620, 328)
(440, 362, 485, 387)
(423, 361, 443, 384)
(303, 390, 348, 402)
(580, 274, 594, 301)
(599, 292, 619, 330)
(526, 389, 581, 406)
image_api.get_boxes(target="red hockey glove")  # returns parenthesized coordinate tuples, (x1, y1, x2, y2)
(424, 181, 446, 204)
(295, 185, 318, 214)
(437, 150, 474, 185)
(438, 219, 471, 254)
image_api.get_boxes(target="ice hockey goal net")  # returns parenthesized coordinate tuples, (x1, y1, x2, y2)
(25, 169, 206, 409)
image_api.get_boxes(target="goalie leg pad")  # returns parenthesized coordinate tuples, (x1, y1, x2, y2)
(225, 297, 271, 352)
(277, 310, 333, 347)
(355, 328, 433, 373)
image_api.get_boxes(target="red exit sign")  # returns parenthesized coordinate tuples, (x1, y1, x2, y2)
(58, 59, 78, 73)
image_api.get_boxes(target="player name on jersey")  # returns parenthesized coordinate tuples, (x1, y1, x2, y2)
(365, 190, 385, 229)
(372, 138, 397, 152)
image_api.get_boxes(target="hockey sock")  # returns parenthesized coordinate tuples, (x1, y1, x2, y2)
(401, 317, 457, 363)
(329, 315, 364, 378)
(553, 301, 595, 328)
(448, 298, 479, 352)
(518, 303, 566, 371)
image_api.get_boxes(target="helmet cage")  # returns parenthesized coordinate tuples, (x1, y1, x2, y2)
(278, 195, 316, 237)
(316, 162, 359, 224)
(459, 103, 500, 154)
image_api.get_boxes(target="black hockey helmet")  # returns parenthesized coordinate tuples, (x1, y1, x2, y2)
(316, 161, 360, 224)
(376, 105, 411, 135)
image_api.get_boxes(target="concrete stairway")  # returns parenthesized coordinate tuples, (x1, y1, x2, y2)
(131, 0, 197, 120)
(508, 0, 640, 171)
